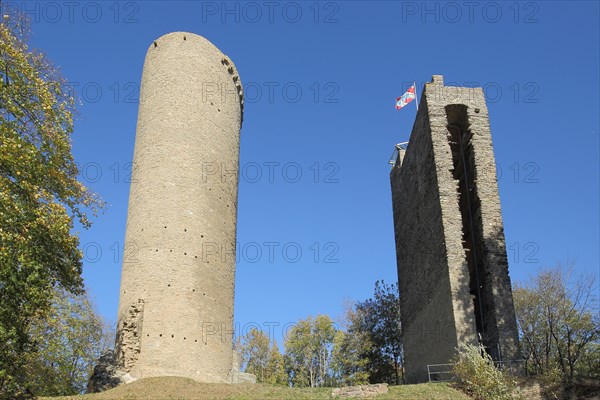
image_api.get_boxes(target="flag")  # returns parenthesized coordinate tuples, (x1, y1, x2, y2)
(396, 84, 416, 110)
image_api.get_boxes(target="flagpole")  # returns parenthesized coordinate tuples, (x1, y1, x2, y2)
(413, 81, 419, 111)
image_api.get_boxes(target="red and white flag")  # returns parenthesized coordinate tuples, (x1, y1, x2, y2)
(396, 84, 416, 110)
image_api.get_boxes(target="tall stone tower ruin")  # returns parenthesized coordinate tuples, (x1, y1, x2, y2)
(116, 32, 243, 383)
(390, 75, 520, 383)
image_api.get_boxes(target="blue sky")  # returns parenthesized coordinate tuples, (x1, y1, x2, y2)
(15, 1, 599, 343)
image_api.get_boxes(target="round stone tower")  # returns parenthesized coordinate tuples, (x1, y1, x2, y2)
(115, 32, 243, 383)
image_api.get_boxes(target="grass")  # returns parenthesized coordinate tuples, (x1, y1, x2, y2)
(41, 376, 472, 400)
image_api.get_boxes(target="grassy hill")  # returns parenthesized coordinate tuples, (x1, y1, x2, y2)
(42, 377, 472, 400)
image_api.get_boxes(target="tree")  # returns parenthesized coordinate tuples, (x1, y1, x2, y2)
(284, 315, 335, 387)
(330, 329, 371, 386)
(577, 341, 600, 382)
(266, 341, 287, 386)
(0, 10, 101, 399)
(240, 328, 270, 383)
(513, 265, 600, 386)
(348, 281, 403, 384)
(26, 288, 112, 395)
(285, 318, 314, 387)
(313, 315, 336, 386)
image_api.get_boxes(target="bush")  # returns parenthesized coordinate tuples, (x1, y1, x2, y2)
(536, 368, 563, 400)
(452, 343, 522, 400)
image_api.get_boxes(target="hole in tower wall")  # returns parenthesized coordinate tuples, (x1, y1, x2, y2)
(445, 104, 489, 353)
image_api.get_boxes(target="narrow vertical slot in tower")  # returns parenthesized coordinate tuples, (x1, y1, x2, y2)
(445, 104, 489, 355)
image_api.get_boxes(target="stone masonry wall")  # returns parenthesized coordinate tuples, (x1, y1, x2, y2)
(390, 75, 520, 383)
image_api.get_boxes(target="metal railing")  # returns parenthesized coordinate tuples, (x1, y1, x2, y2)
(427, 363, 455, 382)
(388, 141, 409, 167)
(427, 359, 525, 383)
(494, 359, 525, 376)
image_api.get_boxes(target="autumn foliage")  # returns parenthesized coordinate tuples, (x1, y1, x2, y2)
(0, 14, 102, 399)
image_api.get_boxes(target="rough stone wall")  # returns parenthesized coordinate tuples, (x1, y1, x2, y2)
(230, 350, 257, 384)
(116, 32, 243, 383)
(115, 299, 145, 372)
(331, 383, 389, 398)
(390, 75, 520, 383)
